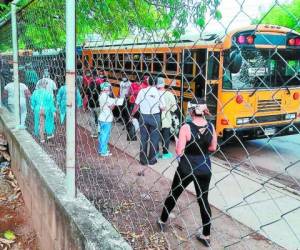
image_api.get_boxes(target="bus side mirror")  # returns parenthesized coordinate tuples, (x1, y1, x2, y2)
(229, 51, 242, 74)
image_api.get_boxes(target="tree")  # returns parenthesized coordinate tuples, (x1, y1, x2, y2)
(255, 0, 300, 32)
(0, 0, 221, 51)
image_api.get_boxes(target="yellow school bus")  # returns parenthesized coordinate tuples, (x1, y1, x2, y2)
(81, 24, 300, 140)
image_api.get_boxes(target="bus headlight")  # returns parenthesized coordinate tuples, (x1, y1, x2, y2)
(285, 113, 296, 120)
(236, 117, 250, 125)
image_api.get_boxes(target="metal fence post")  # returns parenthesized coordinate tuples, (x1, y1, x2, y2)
(11, 0, 20, 127)
(65, 0, 76, 198)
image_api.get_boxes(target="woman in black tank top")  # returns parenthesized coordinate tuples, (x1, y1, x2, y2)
(157, 97, 217, 247)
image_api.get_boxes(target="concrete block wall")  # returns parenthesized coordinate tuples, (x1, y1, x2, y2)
(0, 109, 131, 250)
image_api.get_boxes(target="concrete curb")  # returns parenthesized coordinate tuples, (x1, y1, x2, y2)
(0, 108, 132, 250)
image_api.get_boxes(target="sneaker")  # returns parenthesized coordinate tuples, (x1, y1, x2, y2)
(100, 152, 112, 157)
(91, 134, 98, 138)
(162, 152, 173, 160)
(157, 219, 166, 232)
(47, 134, 54, 140)
(148, 160, 157, 165)
(196, 234, 210, 247)
(156, 153, 162, 159)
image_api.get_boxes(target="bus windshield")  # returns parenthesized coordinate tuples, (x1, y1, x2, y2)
(223, 49, 300, 90)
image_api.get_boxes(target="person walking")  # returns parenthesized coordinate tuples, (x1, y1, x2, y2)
(98, 82, 122, 157)
(4, 73, 30, 128)
(82, 69, 92, 110)
(157, 97, 217, 248)
(156, 77, 177, 159)
(35, 69, 57, 97)
(119, 73, 132, 138)
(86, 71, 102, 138)
(56, 83, 82, 124)
(30, 79, 56, 143)
(131, 76, 165, 171)
(24, 64, 39, 93)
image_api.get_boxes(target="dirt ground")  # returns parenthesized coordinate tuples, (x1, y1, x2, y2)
(33, 121, 284, 250)
(0, 167, 39, 250)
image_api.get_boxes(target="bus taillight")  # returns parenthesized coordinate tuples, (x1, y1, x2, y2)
(237, 35, 245, 44)
(246, 36, 254, 44)
(293, 92, 300, 100)
(237, 35, 254, 45)
(288, 37, 300, 46)
(236, 95, 244, 104)
(221, 119, 229, 125)
(288, 38, 295, 46)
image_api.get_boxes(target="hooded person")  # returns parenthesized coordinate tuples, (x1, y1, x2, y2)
(4, 72, 31, 128)
(30, 79, 56, 143)
(35, 69, 57, 97)
(56, 82, 83, 124)
(24, 63, 39, 93)
(156, 77, 178, 159)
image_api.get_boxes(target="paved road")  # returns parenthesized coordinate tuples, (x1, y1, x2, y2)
(215, 134, 300, 190)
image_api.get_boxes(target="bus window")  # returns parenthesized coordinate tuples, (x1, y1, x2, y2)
(182, 50, 193, 76)
(116, 54, 123, 69)
(92, 54, 97, 68)
(166, 53, 178, 73)
(110, 54, 116, 69)
(133, 54, 141, 71)
(153, 53, 164, 72)
(223, 49, 300, 89)
(207, 51, 220, 80)
(97, 54, 104, 69)
(124, 54, 132, 70)
(84, 55, 89, 68)
(103, 54, 109, 69)
(142, 54, 152, 71)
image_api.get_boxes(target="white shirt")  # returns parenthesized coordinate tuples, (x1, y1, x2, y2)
(119, 80, 131, 98)
(135, 86, 165, 115)
(159, 90, 177, 128)
(98, 92, 116, 122)
(36, 78, 57, 96)
(4, 82, 28, 106)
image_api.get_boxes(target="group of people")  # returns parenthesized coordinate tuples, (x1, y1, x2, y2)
(112, 72, 217, 247)
(3, 68, 82, 143)
(3, 62, 218, 247)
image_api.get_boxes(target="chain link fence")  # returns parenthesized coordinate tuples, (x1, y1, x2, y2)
(0, 0, 300, 249)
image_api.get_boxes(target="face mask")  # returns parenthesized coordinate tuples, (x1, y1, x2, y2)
(122, 78, 127, 81)
(99, 75, 104, 78)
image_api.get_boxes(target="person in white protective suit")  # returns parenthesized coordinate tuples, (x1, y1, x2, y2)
(4, 73, 31, 129)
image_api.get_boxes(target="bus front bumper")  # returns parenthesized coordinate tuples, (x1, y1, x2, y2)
(223, 121, 300, 140)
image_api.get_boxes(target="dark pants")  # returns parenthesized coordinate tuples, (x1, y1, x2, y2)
(160, 166, 212, 236)
(161, 127, 171, 154)
(139, 113, 161, 165)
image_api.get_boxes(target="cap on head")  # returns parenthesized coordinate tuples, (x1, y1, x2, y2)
(101, 82, 111, 91)
(188, 97, 208, 115)
(156, 77, 165, 88)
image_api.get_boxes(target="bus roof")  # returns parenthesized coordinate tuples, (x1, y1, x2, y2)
(83, 33, 224, 50)
(83, 25, 300, 51)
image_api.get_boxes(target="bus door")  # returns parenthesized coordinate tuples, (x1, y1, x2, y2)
(180, 49, 206, 122)
(205, 49, 220, 125)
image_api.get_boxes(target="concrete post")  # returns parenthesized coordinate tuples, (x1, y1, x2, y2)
(11, 0, 20, 127)
(65, 0, 76, 198)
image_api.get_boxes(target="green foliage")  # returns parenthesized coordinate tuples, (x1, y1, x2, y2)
(0, 0, 221, 51)
(255, 0, 300, 32)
